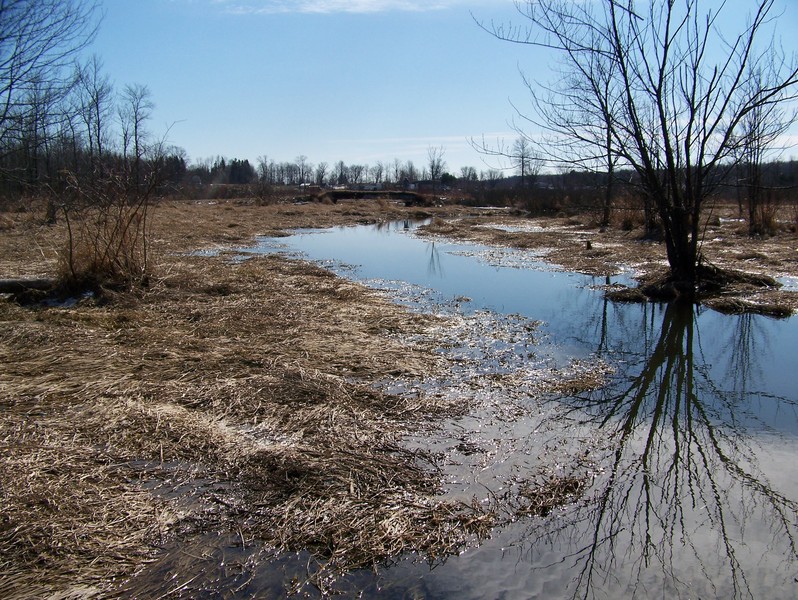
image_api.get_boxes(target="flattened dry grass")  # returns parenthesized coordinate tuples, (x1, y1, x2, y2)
(0, 199, 604, 597)
(0, 208, 488, 597)
(0, 402, 176, 599)
(244, 441, 496, 572)
(516, 474, 588, 518)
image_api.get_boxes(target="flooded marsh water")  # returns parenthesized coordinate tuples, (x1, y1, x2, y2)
(134, 221, 798, 598)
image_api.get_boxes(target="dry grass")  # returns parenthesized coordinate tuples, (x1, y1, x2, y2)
(1, 197, 701, 597)
(4, 196, 795, 597)
(0, 199, 508, 597)
(0, 409, 176, 599)
(516, 474, 588, 517)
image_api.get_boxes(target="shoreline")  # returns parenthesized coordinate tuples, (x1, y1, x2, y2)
(1, 198, 795, 597)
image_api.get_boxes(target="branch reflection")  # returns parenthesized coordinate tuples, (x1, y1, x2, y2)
(427, 241, 443, 278)
(527, 301, 798, 599)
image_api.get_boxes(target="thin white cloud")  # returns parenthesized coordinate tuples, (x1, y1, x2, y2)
(213, 0, 485, 15)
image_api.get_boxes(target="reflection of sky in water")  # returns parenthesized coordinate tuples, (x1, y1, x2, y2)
(253, 223, 628, 349)
(251, 222, 797, 432)
(250, 222, 798, 439)
(253, 222, 585, 317)
(244, 220, 798, 599)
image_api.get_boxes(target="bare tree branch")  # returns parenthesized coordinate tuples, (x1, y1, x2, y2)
(483, 0, 798, 296)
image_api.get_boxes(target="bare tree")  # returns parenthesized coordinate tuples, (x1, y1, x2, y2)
(391, 158, 403, 184)
(334, 160, 348, 186)
(460, 166, 478, 182)
(511, 25, 624, 228)
(399, 160, 419, 186)
(427, 145, 446, 191)
(349, 164, 365, 185)
(119, 83, 153, 188)
(295, 154, 310, 184)
(485, 0, 798, 298)
(75, 55, 113, 169)
(370, 161, 384, 185)
(1, 0, 100, 198)
(481, 168, 504, 188)
(511, 136, 541, 189)
(17, 76, 61, 187)
(281, 161, 299, 185)
(733, 64, 794, 236)
(470, 135, 541, 191)
(0, 0, 99, 155)
(314, 161, 328, 186)
(256, 155, 270, 183)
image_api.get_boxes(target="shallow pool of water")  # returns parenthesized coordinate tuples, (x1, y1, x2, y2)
(137, 221, 798, 599)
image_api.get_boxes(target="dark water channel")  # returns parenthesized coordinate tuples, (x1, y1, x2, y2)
(143, 221, 798, 598)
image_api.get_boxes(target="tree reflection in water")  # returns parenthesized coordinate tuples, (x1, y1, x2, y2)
(527, 301, 798, 599)
(427, 241, 443, 278)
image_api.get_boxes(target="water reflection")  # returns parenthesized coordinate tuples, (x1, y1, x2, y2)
(524, 301, 798, 599)
(242, 222, 798, 597)
(427, 242, 444, 278)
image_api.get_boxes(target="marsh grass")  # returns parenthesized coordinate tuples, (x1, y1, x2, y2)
(0, 399, 176, 599)
(516, 474, 588, 517)
(0, 227, 501, 597)
(1, 198, 712, 597)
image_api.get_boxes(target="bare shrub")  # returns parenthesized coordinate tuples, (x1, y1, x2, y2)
(749, 188, 780, 236)
(57, 170, 155, 291)
(253, 180, 275, 205)
(610, 209, 635, 230)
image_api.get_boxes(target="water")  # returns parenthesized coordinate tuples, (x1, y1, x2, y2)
(251, 221, 593, 320)
(250, 221, 634, 359)
(141, 221, 798, 598)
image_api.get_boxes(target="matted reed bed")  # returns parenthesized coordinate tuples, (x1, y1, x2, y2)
(1, 250, 481, 595)
(1, 199, 601, 597)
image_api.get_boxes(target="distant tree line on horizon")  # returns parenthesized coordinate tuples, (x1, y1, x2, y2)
(3, 45, 797, 240)
(182, 148, 798, 231)
(0, 38, 188, 200)
(186, 153, 480, 189)
(3, 0, 797, 248)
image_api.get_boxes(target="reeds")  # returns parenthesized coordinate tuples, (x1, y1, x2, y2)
(0, 400, 176, 599)
(0, 242, 489, 596)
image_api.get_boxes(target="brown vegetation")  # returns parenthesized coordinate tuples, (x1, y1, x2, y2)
(0, 199, 588, 598)
(2, 197, 795, 598)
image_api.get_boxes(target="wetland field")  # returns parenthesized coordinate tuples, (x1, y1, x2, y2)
(2, 198, 797, 598)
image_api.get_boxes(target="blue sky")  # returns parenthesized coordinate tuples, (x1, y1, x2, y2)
(88, 0, 798, 174)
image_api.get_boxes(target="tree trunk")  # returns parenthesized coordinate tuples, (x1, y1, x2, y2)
(661, 205, 698, 297)
(601, 170, 613, 228)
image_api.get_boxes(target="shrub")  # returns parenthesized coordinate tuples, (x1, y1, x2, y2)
(57, 171, 154, 291)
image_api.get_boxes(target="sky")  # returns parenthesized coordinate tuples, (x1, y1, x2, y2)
(87, 0, 798, 175)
